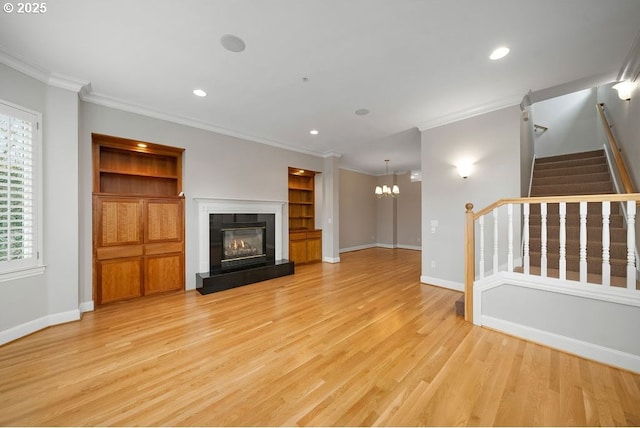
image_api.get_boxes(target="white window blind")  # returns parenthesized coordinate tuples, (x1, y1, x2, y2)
(0, 101, 42, 277)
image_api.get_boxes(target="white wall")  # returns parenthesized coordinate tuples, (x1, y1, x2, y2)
(532, 88, 600, 158)
(420, 106, 521, 290)
(0, 64, 81, 342)
(79, 102, 326, 300)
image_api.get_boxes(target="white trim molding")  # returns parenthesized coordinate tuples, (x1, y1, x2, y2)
(0, 309, 80, 346)
(420, 275, 464, 292)
(418, 94, 521, 131)
(194, 198, 286, 274)
(474, 271, 640, 373)
(323, 256, 341, 263)
(482, 315, 640, 374)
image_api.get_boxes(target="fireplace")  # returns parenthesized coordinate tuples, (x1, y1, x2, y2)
(196, 199, 293, 295)
(209, 213, 276, 273)
(221, 223, 266, 269)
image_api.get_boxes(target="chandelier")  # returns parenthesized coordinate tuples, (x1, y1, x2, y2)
(375, 160, 400, 198)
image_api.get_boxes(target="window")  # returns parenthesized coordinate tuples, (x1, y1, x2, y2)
(0, 100, 43, 280)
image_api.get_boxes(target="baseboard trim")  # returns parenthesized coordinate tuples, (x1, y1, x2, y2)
(376, 243, 397, 249)
(397, 244, 421, 251)
(420, 275, 464, 292)
(340, 244, 422, 253)
(323, 256, 341, 263)
(0, 308, 81, 346)
(79, 300, 94, 313)
(481, 315, 640, 374)
(340, 244, 377, 253)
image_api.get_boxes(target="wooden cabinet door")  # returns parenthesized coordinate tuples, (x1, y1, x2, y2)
(145, 253, 184, 295)
(95, 197, 143, 247)
(306, 238, 322, 263)
(145, 199, 183, 243)
(289, 239, 308, 265)
(97, 257, 143, 303)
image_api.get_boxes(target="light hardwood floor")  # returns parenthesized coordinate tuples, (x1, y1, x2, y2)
(1, 248, 639, 426)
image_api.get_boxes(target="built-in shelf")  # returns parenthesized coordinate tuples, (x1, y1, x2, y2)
(288, 167, 321, 264)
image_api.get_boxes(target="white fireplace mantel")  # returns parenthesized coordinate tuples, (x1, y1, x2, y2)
(194, 198, 286, 273)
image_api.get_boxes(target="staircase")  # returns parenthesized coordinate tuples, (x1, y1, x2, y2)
(528, 149, 629, 279)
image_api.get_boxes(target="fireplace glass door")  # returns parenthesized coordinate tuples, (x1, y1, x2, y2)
(221, 225, 266, 268)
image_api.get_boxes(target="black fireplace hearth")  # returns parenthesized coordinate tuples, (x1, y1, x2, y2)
(197, 213, 294, 294)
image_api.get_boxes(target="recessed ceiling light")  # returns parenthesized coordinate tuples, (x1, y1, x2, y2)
(489, 46, 510, 60)
(355, 108, 370, 116)
(309, 129, 319, 135)
(193, 89, 207, 97)
(220, 34, 246, 52)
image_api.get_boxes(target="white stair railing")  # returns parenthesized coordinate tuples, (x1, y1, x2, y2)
(464, 194, 640, 321)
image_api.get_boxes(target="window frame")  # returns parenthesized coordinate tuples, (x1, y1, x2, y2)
(0, 99, 44, 282)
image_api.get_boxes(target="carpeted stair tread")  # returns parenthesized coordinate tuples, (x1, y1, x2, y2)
(534, 149, 605, 164)
(523, 149, 633, 281)
(530, 181, 614, 196)
(533, 156, 607, 171)
(532, 172, 612, 186)
(533, 163, 609, 178)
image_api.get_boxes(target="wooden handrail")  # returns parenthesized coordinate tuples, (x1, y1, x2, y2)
(597, 103, 636, 194)
(473, 193, 640, 219)
(464, 203, 475, 323)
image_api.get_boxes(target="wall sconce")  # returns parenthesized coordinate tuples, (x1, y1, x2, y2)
(456, 161, 473, 179)
(612, 81, 635, 101)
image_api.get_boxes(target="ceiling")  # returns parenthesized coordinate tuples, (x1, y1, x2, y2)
(1, 0, 639, 175)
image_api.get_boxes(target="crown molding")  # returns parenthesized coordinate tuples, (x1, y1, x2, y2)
(322, 152, 342, 158)
(0, 47, 88, 92)
(417, 94, 521, 131)
(48, 72, 89, 93)
(80, 90, 329, 159)
(0, 46, 331, 159)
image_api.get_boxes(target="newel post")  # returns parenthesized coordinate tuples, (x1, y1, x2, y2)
(464, 203, 475, 322)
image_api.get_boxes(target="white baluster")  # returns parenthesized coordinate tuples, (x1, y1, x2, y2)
(493, 208, 498, 275)
(508, 204, 514, 272)
(559, 202, 566, 280)
(479, 216, 485, 279)
(602, 201, 610, 287)
(627, 200, 636, 290)
(523, 203, 530, 275)
(541, 202, 547, 277)
(580, 201, 587, 283)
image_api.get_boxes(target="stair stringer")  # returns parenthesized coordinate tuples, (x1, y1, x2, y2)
(473, 272, 640, 373)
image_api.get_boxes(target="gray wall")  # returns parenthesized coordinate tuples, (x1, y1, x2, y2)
(482, 284, 640, 357)
(0, 64, 80, 334)
(420, 106, 521, 288)
(376, 174, 397, 247)
(396, 173, 421, 249)
(520, 106, 535, 196)
(596, 82, 640, 190)
(596, 81, 640, 261)
(532, 88, 600, 158)
(339, 169, 421, 251)
(338, 169, 377, 250)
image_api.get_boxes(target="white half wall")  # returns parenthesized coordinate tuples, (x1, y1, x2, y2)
(476, 272, 640, 373)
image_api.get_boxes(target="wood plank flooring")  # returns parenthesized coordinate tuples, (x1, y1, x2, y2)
(1, 248, 639, 426)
